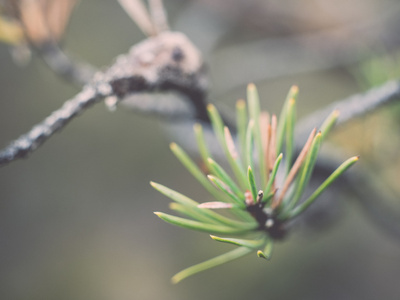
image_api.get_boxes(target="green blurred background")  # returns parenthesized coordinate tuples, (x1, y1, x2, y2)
(1, 1, 400, 299)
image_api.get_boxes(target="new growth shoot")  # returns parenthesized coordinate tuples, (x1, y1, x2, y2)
(152, 84, 358, 283)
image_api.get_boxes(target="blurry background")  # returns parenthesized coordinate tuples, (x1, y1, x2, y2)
(1, 0, 400, 299)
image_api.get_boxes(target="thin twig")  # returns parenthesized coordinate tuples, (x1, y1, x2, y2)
(296, 80, 400, 145)
(36, 42, 96, 86)
(0, 84, 107, 167)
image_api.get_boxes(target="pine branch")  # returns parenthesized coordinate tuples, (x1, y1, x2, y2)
(296, 80, 400, 145)
(0, 31, 209, 167)
(0, 84, 104, 167)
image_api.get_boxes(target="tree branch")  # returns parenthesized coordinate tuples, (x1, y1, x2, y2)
(0, 31, 208, 167)
(296, 80, 400, 145)
(0, 84, 105, 167)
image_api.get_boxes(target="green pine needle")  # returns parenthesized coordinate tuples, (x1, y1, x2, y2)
(169, 143, 229, 204)
(247, 166, 258, 204)
(276, 85, 299, 155)
(263, 153, 283, 201)
(208, 104, 248, 189)
(169, 203, 222, 224)
(194, 123, 212, 169)
(247, 84, 267, 187)
(319, 110, 340, 141)
(151, 182, 255, 228)
(245, 120, 255, 171)
(286, 156, 359, 219)
(287, 132, 322, 210)
(207, 158, 243, 199)
(236, 99, 248, 157)
(154, 212, 256, 235)
(210, 235, 266, 248)
(208, 175, 245, 207)
(257, 240, 273, 260)
(171, 246, 253, 284)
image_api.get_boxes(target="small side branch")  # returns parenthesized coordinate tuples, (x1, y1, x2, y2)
(296, 80, 400, 144)
(36, 42, 96, 86)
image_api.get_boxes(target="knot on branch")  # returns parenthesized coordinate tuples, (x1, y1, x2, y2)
(104, 31, 208, 99)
